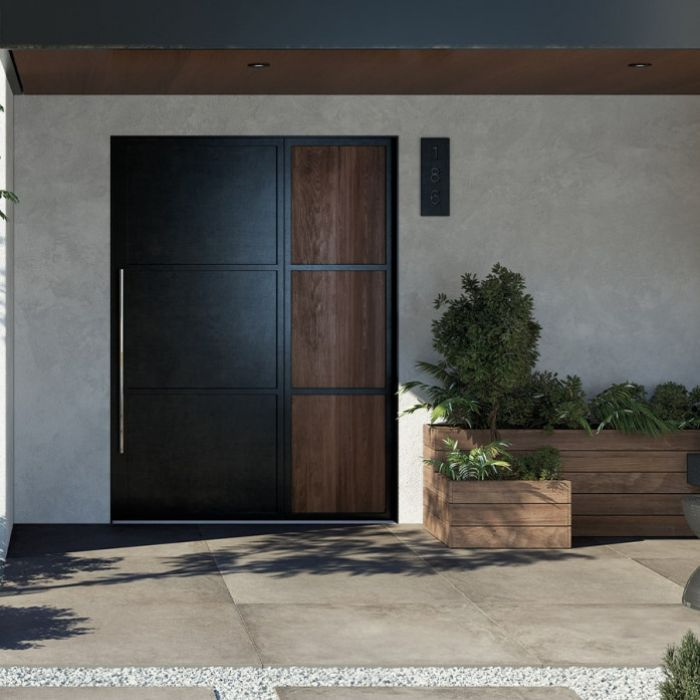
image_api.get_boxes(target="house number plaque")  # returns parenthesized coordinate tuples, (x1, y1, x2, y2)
(420, 137, 450, 216)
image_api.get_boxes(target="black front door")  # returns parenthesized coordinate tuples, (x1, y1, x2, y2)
(111, 137, 284, 519)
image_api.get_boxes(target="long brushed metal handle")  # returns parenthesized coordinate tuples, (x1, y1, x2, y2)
(119, 268, 125, 454)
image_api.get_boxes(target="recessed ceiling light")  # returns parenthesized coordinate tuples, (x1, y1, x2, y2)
(248, 62, 270, 70)
(628, 62, 652, 69)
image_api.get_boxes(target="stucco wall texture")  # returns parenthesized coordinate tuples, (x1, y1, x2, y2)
(12, 95, 700, 524)
(0, 71, 13, 555)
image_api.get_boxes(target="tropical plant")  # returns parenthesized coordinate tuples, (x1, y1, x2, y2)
(511, 446, 562, 480)
(425, 437, 512, 481)
(408, 264, 541, 438)
(659, 630, 700, 700)
(400, 361, 477, 426)
(0, 105, 17, 221)
(589, 382, 675, 436)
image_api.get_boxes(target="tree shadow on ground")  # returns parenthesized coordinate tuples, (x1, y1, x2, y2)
(0, 605, 91, 650)
(1, 524, 593, 595)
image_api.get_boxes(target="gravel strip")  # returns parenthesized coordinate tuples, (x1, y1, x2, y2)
(0, 666, 665, 700)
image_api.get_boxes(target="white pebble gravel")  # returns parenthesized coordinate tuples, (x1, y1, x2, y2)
(0, 666, 665, 700)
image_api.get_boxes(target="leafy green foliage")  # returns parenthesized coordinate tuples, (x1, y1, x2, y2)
(511, 446, 562, 481)
(659, 630, 700, 700)
(589, 382, 675, 436)
(501, 371, 590, 431)
(650, 382, 700, 429)
(399, 360, 477, 426)
(425, 438, 512, 481)
(430, 264, 541, 436)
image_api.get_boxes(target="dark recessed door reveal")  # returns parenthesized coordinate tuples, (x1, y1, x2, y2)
(111, 136, 395, 520)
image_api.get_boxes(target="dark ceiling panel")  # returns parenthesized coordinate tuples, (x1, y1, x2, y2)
(12, 49, 700, 95)
(2, 0, 700, 50)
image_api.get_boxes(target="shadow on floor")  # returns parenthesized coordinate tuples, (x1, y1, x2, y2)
(0, 605, 92, 650)
(1, 524, 593, 597)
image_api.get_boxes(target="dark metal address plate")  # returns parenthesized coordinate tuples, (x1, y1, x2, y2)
(421, 137, 450, 216)
(688, 453, 700, 486)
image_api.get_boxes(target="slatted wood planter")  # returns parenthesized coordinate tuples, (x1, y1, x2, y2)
(424, 425, 700, 537)
(423, 463, 571, 548)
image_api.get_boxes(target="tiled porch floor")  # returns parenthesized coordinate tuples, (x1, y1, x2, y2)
(0, 524, 698, 693)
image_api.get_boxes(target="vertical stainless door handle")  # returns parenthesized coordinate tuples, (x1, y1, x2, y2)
(119, 268, 125, 454)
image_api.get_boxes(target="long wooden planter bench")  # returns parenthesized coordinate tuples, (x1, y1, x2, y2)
(424, 425, 700, 537)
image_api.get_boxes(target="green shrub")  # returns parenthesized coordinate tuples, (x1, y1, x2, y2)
(429, 264, 541, 437)
(511, 446, 562, 480)
(659, 630, 700, 700)
(589, 382, 675, 436)
(650, 382, 690, 426)
(425, 438, 512, 481)
(689, 386, 700, 428)
(500, 372, 589, 431)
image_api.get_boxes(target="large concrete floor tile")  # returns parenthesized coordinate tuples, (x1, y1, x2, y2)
(202, 525, 399, 555)
(389, 528, 620, 566)
(481, 603, 700, 665)
(433, 556, 682, 604)
(217, 564, 464, 605)
(602, 538, 700, 559)
(637, 558, 699, 586)
(1, 554, 230, 605)
(239, 603, 537, 666)
(207, 531, 462, 605)
(0, 690, 215, 699)
(277, 689, 579, 699)
(9, 525, 207, 558)
(0, 601, 259, 667)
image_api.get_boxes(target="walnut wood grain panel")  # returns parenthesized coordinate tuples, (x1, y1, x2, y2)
(574, 516, 693, 538)
(424, 426, 700, 451)
(292, 271, 385, 388)
(561, 452, 687, 472)
(292, 395, 386, 513)
(292, 146, 385, 264)
(564, 472, 700, 494)
(428, 448, 688, 473)
(573, 494, 685, 516)
(15, 49, 700, 95)
(425, 494, 570, 526)
(424, 506, 571, 548)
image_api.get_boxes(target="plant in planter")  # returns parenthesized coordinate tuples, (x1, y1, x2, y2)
(650, 382, 700, 429)
(409, 262, 700, 539)
(425, 438, 512, 480)
(404, 263, 541, 437)
(423, 436, 571, 549)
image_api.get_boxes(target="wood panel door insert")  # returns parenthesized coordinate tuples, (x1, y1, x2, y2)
(290, 142, 393, 515)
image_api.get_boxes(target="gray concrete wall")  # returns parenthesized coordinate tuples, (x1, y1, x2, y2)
(12, 95, 700, 524)
(0, 67, 14, 556)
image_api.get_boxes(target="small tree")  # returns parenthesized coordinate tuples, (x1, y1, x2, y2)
(428, 264, 541, 438)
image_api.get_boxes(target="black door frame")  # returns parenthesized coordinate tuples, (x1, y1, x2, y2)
(110, 135, 398, 521)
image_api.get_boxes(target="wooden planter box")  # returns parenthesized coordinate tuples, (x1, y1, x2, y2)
(424, 425, 700, 537)
(424, 464, 571, 548)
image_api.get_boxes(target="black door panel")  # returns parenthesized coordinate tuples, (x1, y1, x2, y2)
(125, 269, 277, 389)
(112, 137, 284, 520)
(118, 393, 279, 519)
(124, 141, 278, 265)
